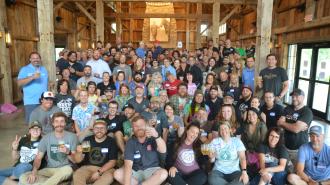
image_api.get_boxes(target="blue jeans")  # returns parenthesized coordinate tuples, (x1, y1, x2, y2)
(0, 163, 32, 184)
(250, 162, 287, 185)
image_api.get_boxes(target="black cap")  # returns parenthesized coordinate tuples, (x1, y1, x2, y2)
(290, 88, 305, 96)
(209, 85, 219, 92)
(247, 107, 261, 116)
(224, 91, 235, 98)
(104, 86, 115, 92)
(122, 103, 134, 111)
(29, 121, 42, 129)
(103, 52, 111, 56)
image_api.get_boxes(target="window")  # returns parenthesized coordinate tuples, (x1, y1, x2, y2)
(55, 47, 64, 62)
(293, 43, 330, 121)
(219, 23, 227, 34)
(200, 24, 208, 36)
(285, 44, 297, 104)
(111, 23, 116, 34)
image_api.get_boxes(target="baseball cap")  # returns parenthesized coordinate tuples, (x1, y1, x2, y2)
(135, 84, 144, 90)
(308, 125, 323, 136)
(224, 91, 235, 99)
(93, 119, 107, 127)
(104, 86, 115, 92)
(122, 103, 135, 111)
(290, 88, 305, 96)
(150, 96, 160, 103)
(242, 85, 253, 93)
(209, 85, 219, 92)
(29, 121, 42, 129)
(41, 91, 55, 99)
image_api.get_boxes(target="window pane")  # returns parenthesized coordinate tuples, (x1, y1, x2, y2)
(285, 44, 298, 104)
(316, 48, 330, 82)
(299, 49, 312, 78)
(298, 79, 310, 105)
(312, 83, 329, 112)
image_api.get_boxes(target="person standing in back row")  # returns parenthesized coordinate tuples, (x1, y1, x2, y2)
(17, 52, 48, 124)
(259, 53, 289, 103)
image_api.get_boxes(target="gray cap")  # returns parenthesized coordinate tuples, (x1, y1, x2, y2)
(308, 125, 323, 136)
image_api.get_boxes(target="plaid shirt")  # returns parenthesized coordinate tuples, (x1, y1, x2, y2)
(169, 94, 192, 117)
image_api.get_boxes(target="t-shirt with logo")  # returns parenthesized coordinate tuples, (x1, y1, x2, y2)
(163, 79, 181, 97)
(103, 115, 126, 134)
(282, 105, 313, 150)
(15, 136, 42, 166)
(38, 131, 78, 168)
(222, 47, 236, 57)
(261, 103, 284, 129)
(81, 136, 118, 166)
(257, 144, 289, 170)
(55, 93, 76, 118)
(124, 137, 160, 171)
(210, 137, 246, 174)
(259, 67, 288, 97)
(174, 143, 200, 175)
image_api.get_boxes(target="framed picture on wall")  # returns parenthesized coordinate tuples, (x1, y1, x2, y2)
(150, 18, 170, 42)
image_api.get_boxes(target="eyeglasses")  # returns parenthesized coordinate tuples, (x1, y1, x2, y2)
(313, 156, 318, 166)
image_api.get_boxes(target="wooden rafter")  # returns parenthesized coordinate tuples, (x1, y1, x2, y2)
(54, 2, 65, 12)
(75, 2, 96, 24)
(54, 0, 257, 4)
(105, 13, 212, 19)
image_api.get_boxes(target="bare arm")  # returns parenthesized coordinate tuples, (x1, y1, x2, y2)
(279, 80, 289, 98)
(297, 162, 310, 182)
(266, 158, 287, 173)
(278, 116, 308, 133)
(124, 160, 133, 185)
(156, 136, 167, 154)
(17, 75, 38, 87)
(99, 159, 117, 174)
(31, 152, 45, 174)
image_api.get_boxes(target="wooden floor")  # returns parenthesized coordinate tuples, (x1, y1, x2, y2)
(0, 107, 27, 168)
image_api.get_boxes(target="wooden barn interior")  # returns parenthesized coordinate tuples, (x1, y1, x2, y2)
(0, 0, 329, 167)
(1, 0, 330, 120)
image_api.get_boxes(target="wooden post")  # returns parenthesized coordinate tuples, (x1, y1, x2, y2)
(305, 0, 316, 21)
(116, 2, 122, 39)
(37, 0, 56, 85)
(212, 2, 220, 47)
(255, 0, 273, 74)
(186, 3, 190, 50)
(96, 0, 104, 42)
(196, 3, 202, 49)
(0, 0, 13, 103)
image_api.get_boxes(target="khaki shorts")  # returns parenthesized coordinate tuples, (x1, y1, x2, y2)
(287, 149, 298, 173)
(132, 167, 161, 183)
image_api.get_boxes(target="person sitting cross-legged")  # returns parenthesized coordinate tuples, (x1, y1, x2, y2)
(113, 115, 168, 185)
(73, 119, 118, 185)
(287, 125, 330, 185)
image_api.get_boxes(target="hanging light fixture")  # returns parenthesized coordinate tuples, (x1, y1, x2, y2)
(91, 42, 95, 49)
(5, 28, 12, 47)
(146, 2, 171, 6)
(78, 40, 82, 49)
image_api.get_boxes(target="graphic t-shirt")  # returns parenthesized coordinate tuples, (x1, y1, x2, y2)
(15, 136, 41, 166)
(259, 67, 288, 97)
(258, 144, 289, 169)
(38, 131, 78, 168)
(210, 137, 246, 174)
(282, 105, 313, 150)
(103, 115, 126, 134)
(81, 136, 118, 166)
(55, 94, 76, 118)
(174, 143, 200, 175)
(163, 79, 181, 97)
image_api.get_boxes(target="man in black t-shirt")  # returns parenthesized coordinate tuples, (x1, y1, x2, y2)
(73, 119, 118, 185)
(259, 53, 289, 103)
(261, 91, 284, 129)
(237, 85, 253, 122)
(222, 39, 236, 57)
(103, 101, 126, 153)
(277, 88, 313, 165)
(206, 85, 223, 122)
(113, 116, 168, 185)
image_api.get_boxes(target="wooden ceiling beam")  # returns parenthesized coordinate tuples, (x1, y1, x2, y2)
(75, 2, 96, 24)
(54, 0, 257, 4)
(105, 13, 212, 19)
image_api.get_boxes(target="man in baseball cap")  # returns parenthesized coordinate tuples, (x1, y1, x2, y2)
(289, 88, 305, 97)
(73, 118, 119, 185)
(288, 125, 330, 185)
(29, 91, 61, 134)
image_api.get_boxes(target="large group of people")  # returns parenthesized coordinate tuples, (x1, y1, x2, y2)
(1, 37, 329, 185)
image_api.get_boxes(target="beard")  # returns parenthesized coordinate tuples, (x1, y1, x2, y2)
(85, 73, 91, 77)
(135, 78, 142, 83)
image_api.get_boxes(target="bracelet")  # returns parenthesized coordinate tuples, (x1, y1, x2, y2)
(155, 135, 161, 139)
